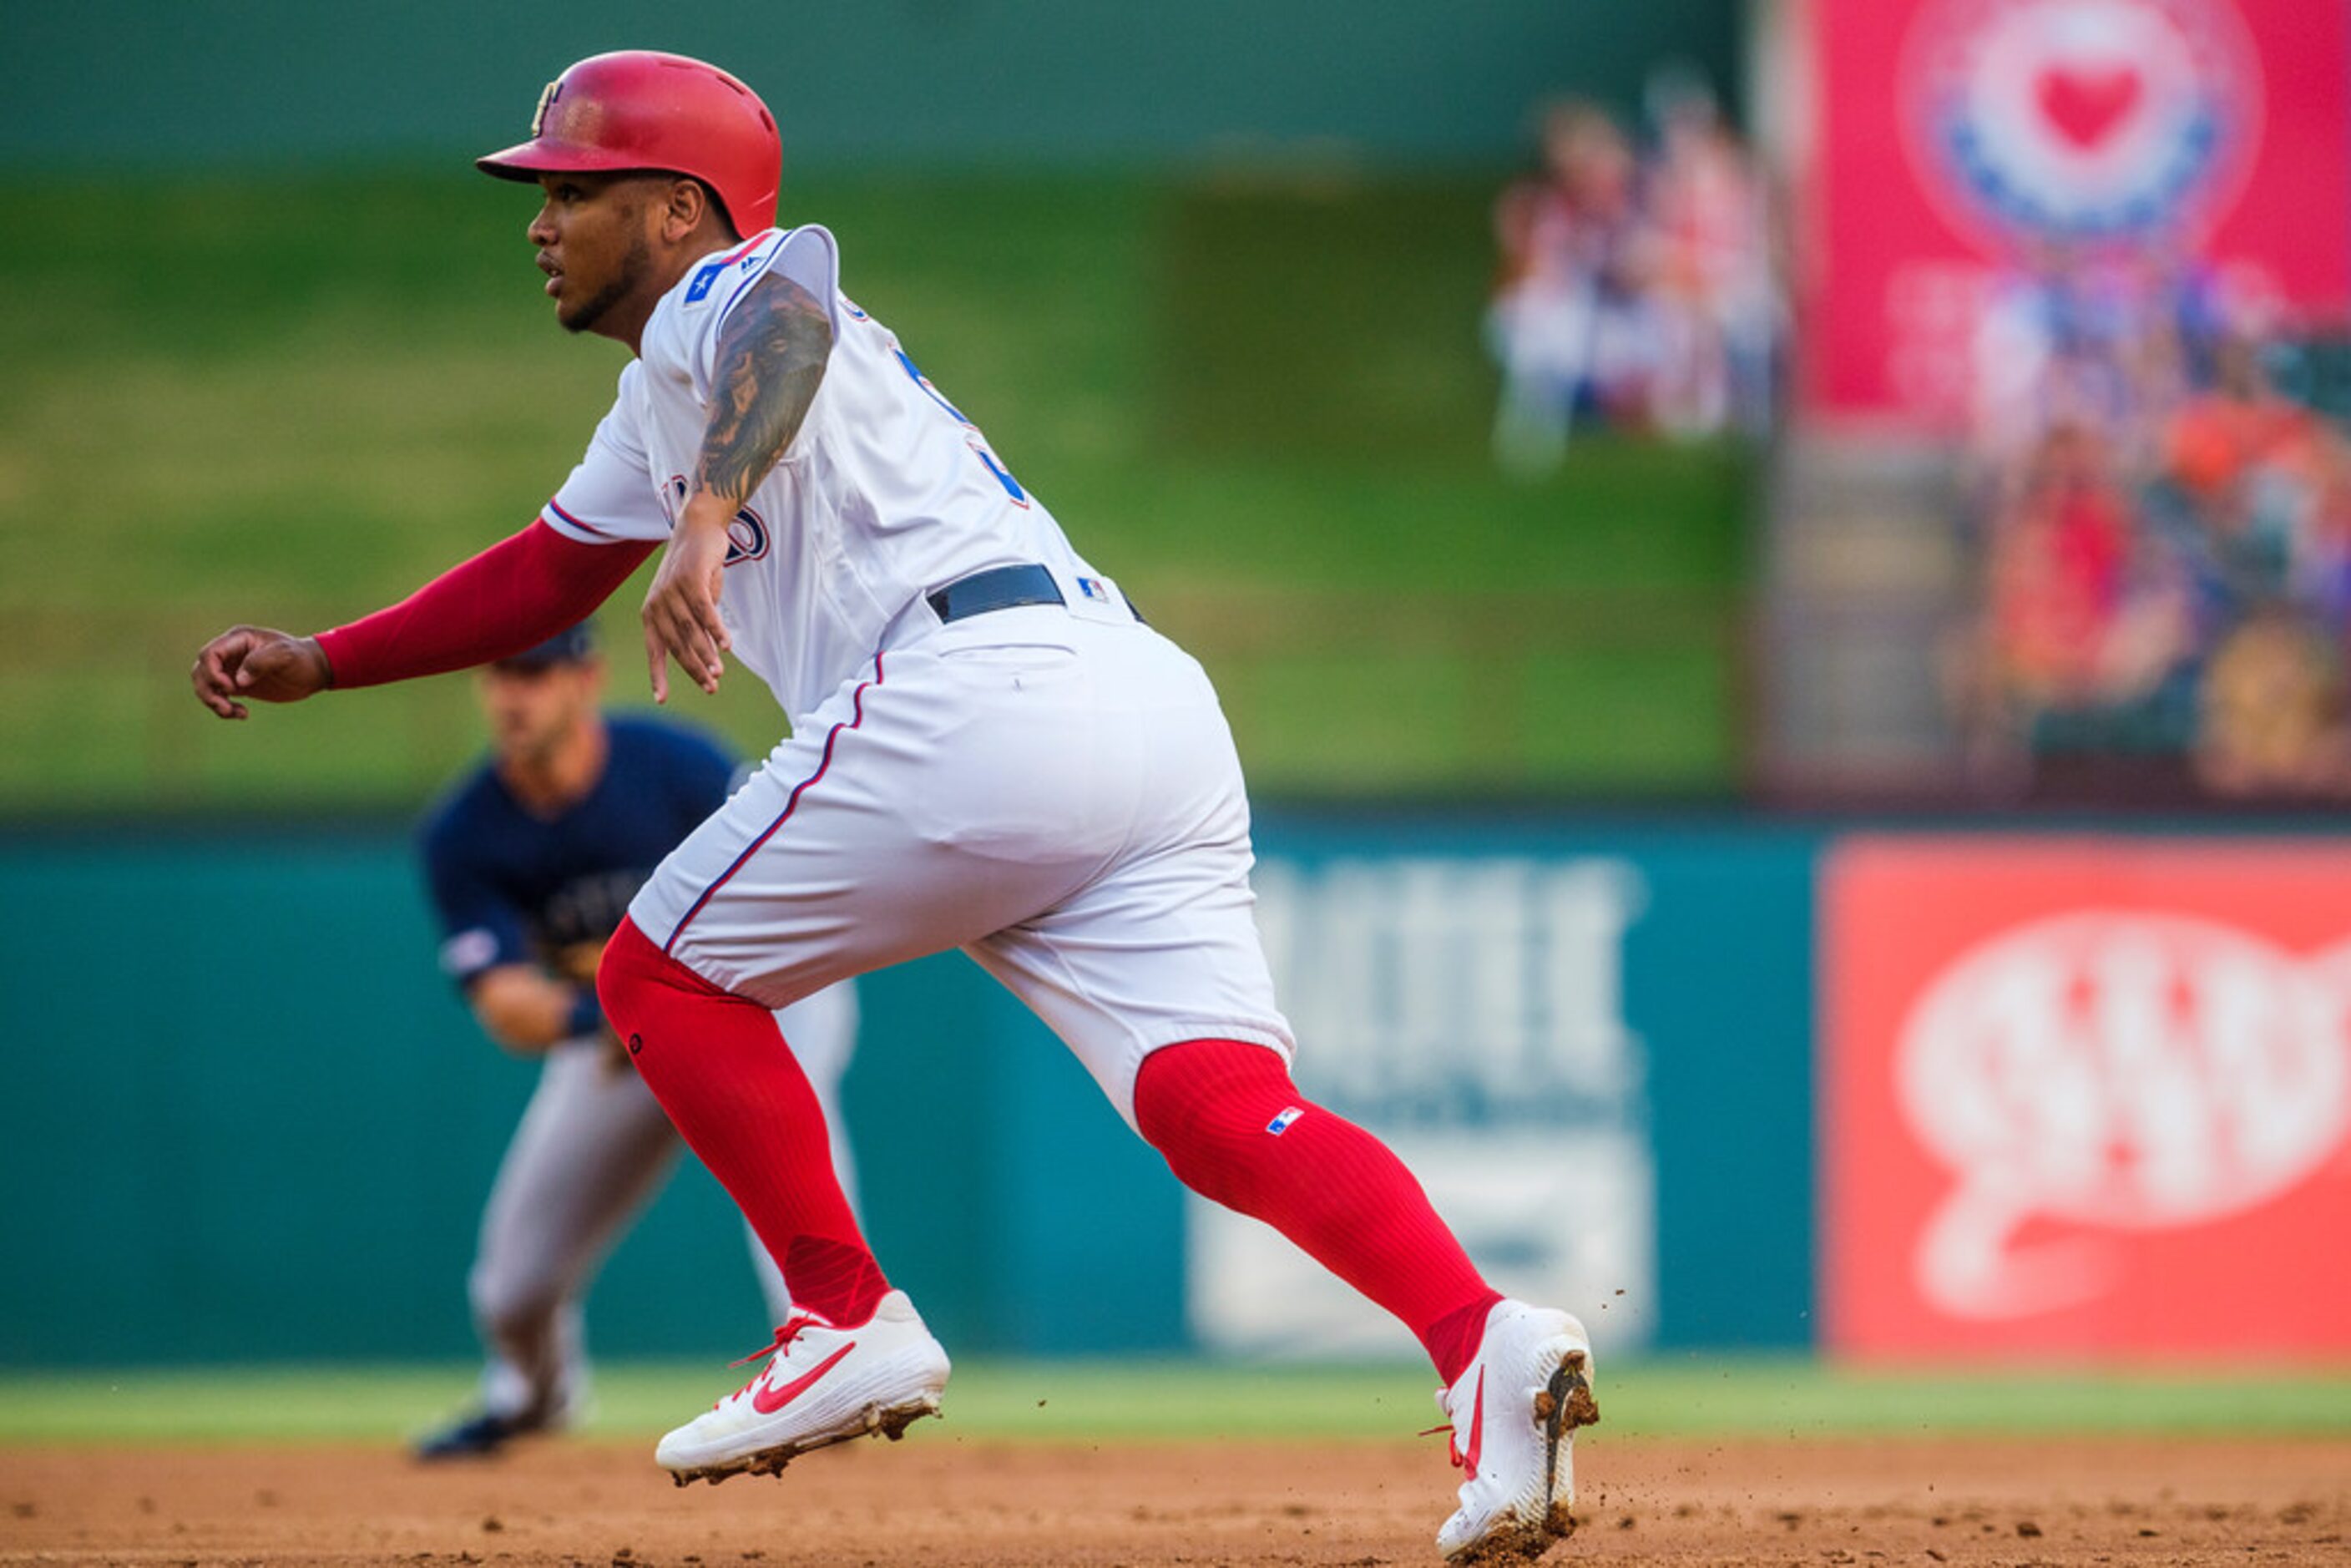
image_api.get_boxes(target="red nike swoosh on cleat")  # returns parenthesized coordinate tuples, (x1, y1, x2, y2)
(750, 1342, 857, 1414)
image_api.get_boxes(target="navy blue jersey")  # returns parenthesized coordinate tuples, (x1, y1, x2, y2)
(421, 716, 736, 988)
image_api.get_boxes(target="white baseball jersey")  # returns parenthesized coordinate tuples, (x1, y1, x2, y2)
(539, 225, 1102, 727)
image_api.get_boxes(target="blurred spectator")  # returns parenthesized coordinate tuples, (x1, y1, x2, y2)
(1487, 99, 1658, 473)
(1957, 241, 2351, 802)
(1642, 68, 1778, 441)
(1484, 77, 1777, 473)
(2196, 607, 2351, 797)
(1975, 423, 2194, 744)
(1969, 243, 2144, 470)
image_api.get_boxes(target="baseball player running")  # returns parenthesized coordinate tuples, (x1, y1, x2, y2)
(412, 620, 859, 1459)
(190, 51, 1595, 1561)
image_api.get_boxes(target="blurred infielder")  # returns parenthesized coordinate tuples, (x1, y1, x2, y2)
(412, 621, 857, 1459)
(191, 50, 1596, 1560)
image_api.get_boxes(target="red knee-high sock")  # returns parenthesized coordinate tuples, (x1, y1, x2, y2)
(598, 917, 887, 1328)
(1133, 1038, 1503, 1384)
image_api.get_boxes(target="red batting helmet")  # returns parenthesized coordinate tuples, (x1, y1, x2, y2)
(477, 51, 781, 236)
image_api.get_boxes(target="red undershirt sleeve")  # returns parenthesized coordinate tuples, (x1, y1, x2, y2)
(312, 519, 658, 690)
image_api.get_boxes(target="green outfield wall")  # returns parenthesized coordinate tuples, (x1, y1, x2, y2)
(0, 812, 1816, 1368)
(17, 815, 2347, 1368)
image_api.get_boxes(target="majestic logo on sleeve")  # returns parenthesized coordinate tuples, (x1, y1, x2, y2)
(1895, 913, 2349, 1319)
(1900, 0, 2262, 244)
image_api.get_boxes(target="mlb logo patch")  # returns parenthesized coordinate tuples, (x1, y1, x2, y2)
(1076, 576, 1108, 602)
(685, 262, 726, 304)
(1265, 1106, 1306, 1136)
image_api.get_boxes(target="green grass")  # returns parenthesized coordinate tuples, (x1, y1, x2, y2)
(0, 165, 1750, 811)
(4, 1358, 2345, 1446)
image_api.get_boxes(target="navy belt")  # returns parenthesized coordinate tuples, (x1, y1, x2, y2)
(927, 564, 1144, 624)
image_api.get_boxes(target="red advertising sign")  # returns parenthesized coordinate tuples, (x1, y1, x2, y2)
(1789, 0, 2351, 432)
(1822, 837, 2351, 1359)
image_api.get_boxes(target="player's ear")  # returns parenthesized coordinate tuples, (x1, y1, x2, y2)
(660, 177, 718, 245)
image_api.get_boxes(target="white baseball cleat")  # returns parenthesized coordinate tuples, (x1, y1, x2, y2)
(1432, 1299, 1600, 1564)
(656, 1289, 951, 1485)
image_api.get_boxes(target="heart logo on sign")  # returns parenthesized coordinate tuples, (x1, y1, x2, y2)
(2037, 63, 2143, 149)
(1904, 0, 2259, 243)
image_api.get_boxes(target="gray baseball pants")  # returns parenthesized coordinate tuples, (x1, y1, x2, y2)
(467, 981, 859, 1424)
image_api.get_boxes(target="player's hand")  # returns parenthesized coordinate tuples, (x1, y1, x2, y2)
(641, 496, 735, 701)
(190, 625, 332, 720)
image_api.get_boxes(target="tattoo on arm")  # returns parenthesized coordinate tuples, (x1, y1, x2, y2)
(697, 271, 835, 504)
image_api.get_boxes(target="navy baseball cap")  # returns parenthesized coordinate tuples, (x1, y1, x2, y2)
(492, 622, 599, 671)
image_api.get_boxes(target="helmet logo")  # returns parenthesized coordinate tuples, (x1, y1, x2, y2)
(479, 52, 781, 235)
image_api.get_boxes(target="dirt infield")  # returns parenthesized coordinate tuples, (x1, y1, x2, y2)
(3, 1433, 2344, 1566)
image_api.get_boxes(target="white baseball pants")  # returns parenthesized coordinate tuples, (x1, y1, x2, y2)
(628, 602, 1295, 1125)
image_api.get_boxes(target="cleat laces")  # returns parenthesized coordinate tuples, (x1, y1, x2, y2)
(1423, 1366, 1485, 1478)
(716, 1313, 824, 1409)
(1416, 1420, 1471, 1469)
